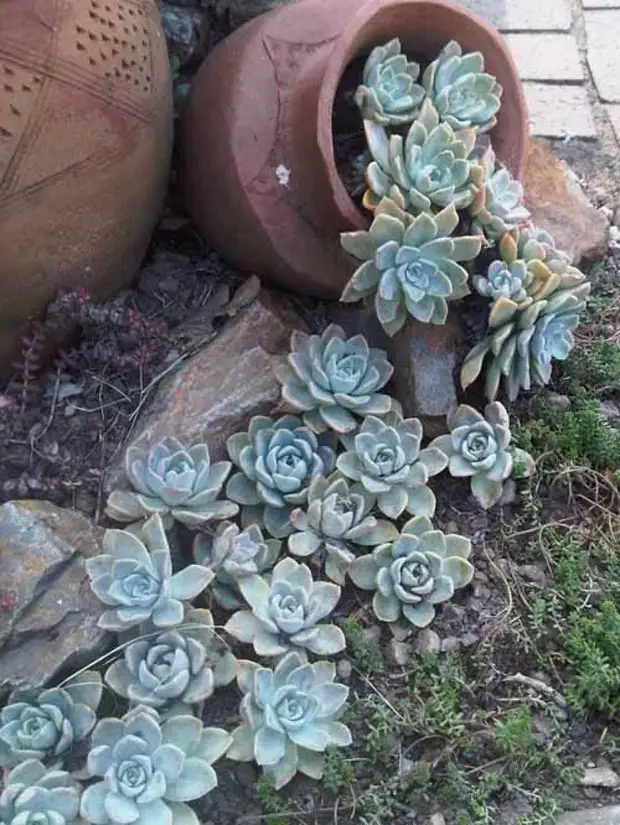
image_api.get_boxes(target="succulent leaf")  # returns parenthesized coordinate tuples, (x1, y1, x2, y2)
(470, 147, 530, 241)
(355, 38, 425, 126)
(0, 760, 84, 825)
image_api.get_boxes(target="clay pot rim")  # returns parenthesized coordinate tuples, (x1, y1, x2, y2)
(316, 0, 529, 232)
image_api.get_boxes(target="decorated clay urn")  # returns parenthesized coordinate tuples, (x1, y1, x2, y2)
(0, 0, 173, 366)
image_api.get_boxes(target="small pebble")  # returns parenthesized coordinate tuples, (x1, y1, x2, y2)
(387, 638, 411, 667)
(498, 479, 516, 506)
(460, 632, 479, 648)
(430, 814, 447, 825)
(518, 564, 547, 587)
(545, 392, 571, 413)
(337, 659, 353, 681)
(413, 628, 441, 654)
(390, 622, 413, 641)
(581, 767, 620, 788)
(362, 625, 381, 644)
(440, 636, 461, 652)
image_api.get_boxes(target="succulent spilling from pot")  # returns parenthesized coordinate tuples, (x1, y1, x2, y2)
(0, 38, 588, 823)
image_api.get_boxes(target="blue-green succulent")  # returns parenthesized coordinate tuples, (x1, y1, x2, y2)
(355, 38, 425, 126)
(470, 147, 530, 241)
(0, 760, 84, 825)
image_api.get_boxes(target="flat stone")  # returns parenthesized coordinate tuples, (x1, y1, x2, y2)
(107, 289, 306, 489)
(523, 83, 596, 139)
(606, 105, 620, 144)
(504, 34, 583, 81)
(456, 0, 572, 31)
(556, 806, 620, 825)
(387, 639, 411, 667)
(523, 138, 609, 266)
(414, 628, 441, 654)
(0, 500, 111, 697)
(581, 767, 620, 788)
(586, 11, 620, 102)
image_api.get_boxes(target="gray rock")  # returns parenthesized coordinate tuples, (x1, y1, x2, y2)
(429, 815, 447, 825)
(600, 401, 620, 423)
(518, 564, 548, 587)
(159, 4, 208, 65)
(556, 806, 620, 824)
(440, 636, 461, 653)
(414, 628, 441, 654)
(337, 659, 353, 681)
(581, 767, 620, 789)
(498, 479, 517, 506)
(545, 392, 572, 412)
(387, 639, 411, 667)
(0, 500, 111, 698)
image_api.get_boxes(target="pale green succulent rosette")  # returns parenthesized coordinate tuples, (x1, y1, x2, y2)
(421, 40, 502, 132)
(106, 437, 238, 528)
(0, 760, 85, 825)
(336, 411, 448, 520)
(355, 37, 425, 126)
(431, 403, 534, 509)
(224, 557, 345, 658)
(104, 608, 237, 710)
(227, 652, 351, 789)
(349, 515, 473, 627)
(287, 473, 398, 585)
(470, 147, 531, 242)
(340, 198, 481, 336)
(362, 99, 483, 215)
(276, 324, 395, 435)
(474, 258, 532, 303)
(80, 706, 231, 825)
(86, 514, 213, 632)
(0, 673, 102, 770)
(193, 521, 281, 610)
(226, 415, 336, 539)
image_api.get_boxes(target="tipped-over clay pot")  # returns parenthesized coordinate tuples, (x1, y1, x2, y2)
(0, 0, 173, 368)
(182, 0, 527, 299)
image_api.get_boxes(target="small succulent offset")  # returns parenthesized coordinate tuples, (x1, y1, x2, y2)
(225, 558, 345, 658)
(355, 38, 425, 126)
(227, 652, 351, 789)
(422, 40, 502, 133)
(80, 706, 231, 825)
(288, 474, 398, 585)
(87, 515, 212, 632)
(341, 197, 481, 335)
(0, 760, 84, 825)
(276, 325, 394, 435)
(226, 415, 336, 538)
(473, 257, 533, 304)
(0, 672, 102, 769)
(336, 412, 448, 520)
(363, 99, 483, 214)
(431, 403, 534, 509)
(193, 521, 280, 609)
(104, 608, 237, 709)
(470, 147, 530, 241)
(106, 437, 238, 528)
(349, 516, 473, 627)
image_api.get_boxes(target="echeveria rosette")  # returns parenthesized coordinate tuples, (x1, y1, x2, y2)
(355, 38, 425, 126)
(104, 608, 237, 709)
(473, 258, 532, 304)
(421, 40, 502, 132)
(227, 652, 351, 789)
(470, 147, 530, 242)
(340, 197, 481, 336)
(224, 558, 345, 658)
(362, 99, 483, 215)
(349, 516, 473, 628)
(0, 760, 84, 825)
(287, 474, 399, 585)
(431, 403, 534, 509)
(80, 706, 231, 825)
(87, 515, 213, 632)
(226, 415, 336, 538)
(336, 412, 448, 520)
(276, 324, 395, 435)
(106, 437, 238, 528)
(0, 672, 102, 770)
(193, 521, 280, 610)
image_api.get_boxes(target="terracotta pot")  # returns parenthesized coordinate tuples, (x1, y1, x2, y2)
(0, 0, 173, 367)
(182, 0, 527, 299)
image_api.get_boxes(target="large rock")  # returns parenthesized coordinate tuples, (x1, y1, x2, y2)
(556, 807, 620, 825)
(523, 139, 609, 266)
(107, 289, 307, 487)
(0, 501, 111, 697)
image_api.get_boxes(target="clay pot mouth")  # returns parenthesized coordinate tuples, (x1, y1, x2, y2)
(317, 0, 528, 232)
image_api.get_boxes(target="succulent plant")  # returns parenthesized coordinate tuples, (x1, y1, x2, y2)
(0, 672, 102, 770)
(226, 415, 336, 538)
(473, 258, 533, 303)
(287, 474, 399, 585)
(431, 403, 534, 509)
(0, 760, 84, 825)
(470, 147, 530, 241)
(461, 275, 591, 402)
(104, 608, 237, 709)
(227, 651, 351, 789)
(80, 706, 231, 825)
(276, 325, 395, 435)
(193, 521, 281, 610)
(355, 38, 425, 126)
(87, 515, 213, 632)
(224, 557, 345, 658)
(363, 99, 483, 214)
(421, 40, 502, 132)
(336, 411, 448, 520)
(106, 437, 238, 528)
(340, 197, 481, 335)
(349, 515, 473, 627)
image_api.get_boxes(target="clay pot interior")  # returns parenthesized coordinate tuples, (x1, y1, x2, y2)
(318, 0, 528, 232)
